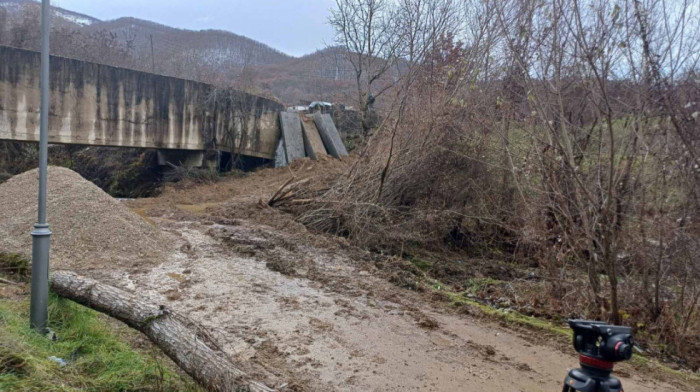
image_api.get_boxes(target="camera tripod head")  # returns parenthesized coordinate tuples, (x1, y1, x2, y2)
(569, 320, 634, 365)
(563, 320, 634, 392)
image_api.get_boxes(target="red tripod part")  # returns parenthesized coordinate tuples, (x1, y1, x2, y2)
(579, 355, 614, 371)
(564, 320, 631, 392)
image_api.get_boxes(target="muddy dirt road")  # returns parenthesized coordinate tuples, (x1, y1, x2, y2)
(99, 218, 687, 391)
(107, 169, 692, 392)
(51, 160, 685, 392)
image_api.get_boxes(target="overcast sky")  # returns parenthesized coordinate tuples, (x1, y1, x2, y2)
(52, 0, 337, 57)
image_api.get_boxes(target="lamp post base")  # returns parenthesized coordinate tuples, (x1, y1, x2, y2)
(30, 223, 51, 333)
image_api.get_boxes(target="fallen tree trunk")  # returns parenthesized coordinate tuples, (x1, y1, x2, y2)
(0, 277, 19, 285)
(50, 271, 274, 392)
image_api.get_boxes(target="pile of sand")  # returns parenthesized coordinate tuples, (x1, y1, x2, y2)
(0, 166, 169, 271)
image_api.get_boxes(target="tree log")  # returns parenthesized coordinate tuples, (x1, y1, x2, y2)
(0, 277, 19, 285)
(50, 271, 274, 392)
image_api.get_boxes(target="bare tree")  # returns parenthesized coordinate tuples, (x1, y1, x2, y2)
(9, 5, 40, 50)
(375, 0, 459, 199)
(0, 7, 7, 45)
(312, 0, 698, 343)
(329, 0, 403, 136)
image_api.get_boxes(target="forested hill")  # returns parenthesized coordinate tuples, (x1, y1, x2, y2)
(82, 17, 292, 67)
(0, 0, 354, 104)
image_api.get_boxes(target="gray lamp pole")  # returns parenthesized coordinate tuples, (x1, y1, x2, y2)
(30, 0, 52, 333)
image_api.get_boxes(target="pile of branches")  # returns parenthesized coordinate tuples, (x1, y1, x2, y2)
(273, 94, 519, 257)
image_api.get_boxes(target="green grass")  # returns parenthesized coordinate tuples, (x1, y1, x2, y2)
(426, 282, 700, 385)
(463, 277, 503, 295)
(406, 254, 698, 385)
(443, 288, 572, 336)
(0, 294, 200, 392)
(407, 256, 433, 272)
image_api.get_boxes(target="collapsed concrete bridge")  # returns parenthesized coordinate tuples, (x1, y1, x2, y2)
(0, 45, 282, 166)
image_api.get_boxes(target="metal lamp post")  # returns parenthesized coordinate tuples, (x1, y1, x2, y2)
(30, 0, 52, 333)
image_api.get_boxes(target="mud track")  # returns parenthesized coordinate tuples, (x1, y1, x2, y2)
(100, 222, 686, 391)
(108, 162, 693, 391)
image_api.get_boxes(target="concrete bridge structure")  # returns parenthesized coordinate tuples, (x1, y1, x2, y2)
(0, 46, 283, 165)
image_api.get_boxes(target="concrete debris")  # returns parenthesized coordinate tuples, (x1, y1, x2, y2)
(279, 112, 306, 163)
(274, 138, 288, 168)
(300, 115, 328, 160)
(275, 111, 345, 164)
(314, 113, 348, 158)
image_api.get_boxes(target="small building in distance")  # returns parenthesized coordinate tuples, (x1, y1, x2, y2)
(309, 101, 334, 113)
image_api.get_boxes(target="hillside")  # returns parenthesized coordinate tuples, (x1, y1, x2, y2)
(0, 0, 98, 27)
(257, 46, 357, 104)
(0, 0, 354, 104)
(84, 17, 292, 68)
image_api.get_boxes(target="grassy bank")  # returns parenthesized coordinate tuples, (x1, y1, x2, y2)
(422, 277, 700, 387)
(0, 293, 200, 392)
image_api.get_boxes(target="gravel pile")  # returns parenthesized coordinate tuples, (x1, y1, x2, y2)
(0, 166, 169, 271)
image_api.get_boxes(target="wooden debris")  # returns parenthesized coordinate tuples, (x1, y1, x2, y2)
(0, 277, 18, 285)
(267, 178, 310, 207)
(50, 271, 275, 392)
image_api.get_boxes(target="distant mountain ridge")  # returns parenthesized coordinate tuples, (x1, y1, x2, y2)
(0, 0, 355, 104)
(0, 0, 99, 26)
(0, 0, 293, 65)
(103, 18, 290, 66)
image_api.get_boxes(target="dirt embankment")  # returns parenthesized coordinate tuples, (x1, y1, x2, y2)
(0, 166, 169, 272)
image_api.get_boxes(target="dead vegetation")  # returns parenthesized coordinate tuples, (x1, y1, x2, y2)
(271, 0, 700, 371)
(0, 252, 30, 283)
(0, 143, 165, 198)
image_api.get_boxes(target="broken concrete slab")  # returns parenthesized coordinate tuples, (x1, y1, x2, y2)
(274, 138, 288, 168)
(279, 112, 306, 163)
(300, 115, 328, 160)
(314, 113, 348, 158)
